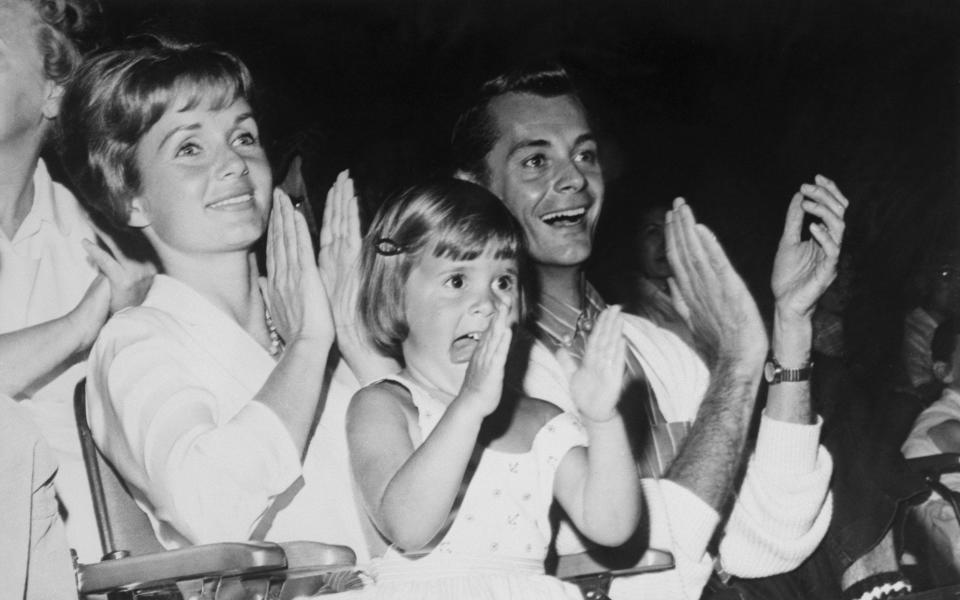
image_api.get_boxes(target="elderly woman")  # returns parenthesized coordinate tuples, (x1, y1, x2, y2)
(59, 36, 391, 560)
(0, 0, 153, 562)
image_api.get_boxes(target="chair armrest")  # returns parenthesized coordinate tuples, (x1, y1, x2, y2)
(560, 548, 675, 600)
(610, 548, 674, 576)
(556, 547, 675, 579)
(76, 542, 286, 594)
(276, 541, 356, 573)
(266, 541, 360, 598)
(906, 454, 960, 477)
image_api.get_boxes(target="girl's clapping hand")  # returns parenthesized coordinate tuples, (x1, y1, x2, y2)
(458, 302, 513, 418)
(561, 305, 627, 424)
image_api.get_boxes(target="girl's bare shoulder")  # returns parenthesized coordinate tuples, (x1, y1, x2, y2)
(348, 379, 418, 428)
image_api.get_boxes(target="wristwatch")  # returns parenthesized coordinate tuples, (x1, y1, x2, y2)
(763, 356, 814, 384)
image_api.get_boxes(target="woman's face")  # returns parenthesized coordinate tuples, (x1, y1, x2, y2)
(0, 0, 56, 147)
(130, 94, 272, 258)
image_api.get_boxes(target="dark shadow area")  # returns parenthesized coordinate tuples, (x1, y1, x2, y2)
(95, 0, 959, 384)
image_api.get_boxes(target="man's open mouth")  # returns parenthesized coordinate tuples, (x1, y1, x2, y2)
(541, 207, 587, 226)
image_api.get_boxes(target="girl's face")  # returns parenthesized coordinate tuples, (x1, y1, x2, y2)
(0, 0, 58, 147)
(401, 243, 520, 395)
(129, 94, 272, 258)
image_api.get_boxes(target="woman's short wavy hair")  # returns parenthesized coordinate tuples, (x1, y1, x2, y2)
(359, 178, 527, 361)
(58, 36, 254, 227)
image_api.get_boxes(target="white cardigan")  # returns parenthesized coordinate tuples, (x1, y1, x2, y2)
(525, 312, 833, 599)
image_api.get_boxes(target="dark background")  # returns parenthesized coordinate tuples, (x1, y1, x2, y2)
(95, 0, 960, 376)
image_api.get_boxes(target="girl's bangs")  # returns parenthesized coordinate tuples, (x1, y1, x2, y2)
(431, 221, 521, 262)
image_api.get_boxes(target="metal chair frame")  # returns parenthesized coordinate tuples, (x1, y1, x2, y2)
(73, 380, 356, 599)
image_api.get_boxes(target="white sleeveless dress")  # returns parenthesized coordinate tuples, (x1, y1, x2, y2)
(349, 374, 588, 599)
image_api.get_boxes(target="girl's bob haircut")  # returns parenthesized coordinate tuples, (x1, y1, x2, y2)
(359, 178, 526, 361)
(59, 35, 254, 227)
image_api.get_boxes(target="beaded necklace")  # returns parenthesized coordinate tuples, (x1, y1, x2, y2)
(263, 305, 284, 358)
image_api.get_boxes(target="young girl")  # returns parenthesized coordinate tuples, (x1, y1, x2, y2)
(346, 179, 641, 598)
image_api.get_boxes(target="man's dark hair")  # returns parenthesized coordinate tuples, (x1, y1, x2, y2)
(450, 63, 579, 185)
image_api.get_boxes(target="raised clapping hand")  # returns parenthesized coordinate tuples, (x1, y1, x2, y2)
(83, 225, 156, 313)
(315, 170, 400, 380)
(458, 302, 513, 419)
(562, 305, 627, 424)
(264, 188, 334, 347)
(317, 170, 364, 339)
(73, 226, 156, 348)
(771, 175, 848, 321)
(665, 198, 767, 370)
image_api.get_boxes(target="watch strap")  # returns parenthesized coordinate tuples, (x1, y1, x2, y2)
(777, 363, 814, 382)
(766, 357, 814, 384)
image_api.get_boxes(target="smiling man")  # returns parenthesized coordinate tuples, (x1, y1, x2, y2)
(483, 92, 601, 272)
(453, 65, 839, 599)
(453, 71, 602, 313)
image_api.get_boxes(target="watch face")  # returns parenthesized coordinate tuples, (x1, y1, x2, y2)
(764, 360, 778, 383)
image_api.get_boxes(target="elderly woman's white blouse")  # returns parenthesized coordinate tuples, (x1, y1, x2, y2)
(0, 159, 100, 561)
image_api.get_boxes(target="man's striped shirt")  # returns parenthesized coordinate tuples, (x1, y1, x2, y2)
(533, 282, 692, 478)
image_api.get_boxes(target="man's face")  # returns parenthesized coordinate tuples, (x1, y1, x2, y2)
(482, 93, 603, 268)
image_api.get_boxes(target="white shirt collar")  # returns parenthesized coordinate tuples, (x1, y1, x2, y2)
(13, 159, 77, 243)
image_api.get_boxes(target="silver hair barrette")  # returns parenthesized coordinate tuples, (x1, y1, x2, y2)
(375, 238, 405, 256)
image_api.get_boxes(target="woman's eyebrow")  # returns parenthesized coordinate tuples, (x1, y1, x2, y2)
(158, 123, 201, 151)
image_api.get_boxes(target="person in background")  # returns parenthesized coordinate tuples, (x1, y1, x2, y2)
(902, 322, 960, 585)
(811, 253, 853, 359)
(0, 0, 154, 563)
(0, 394, 76, 600)
(602, 201, 690, 340)
(903, 260, 960, 392)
